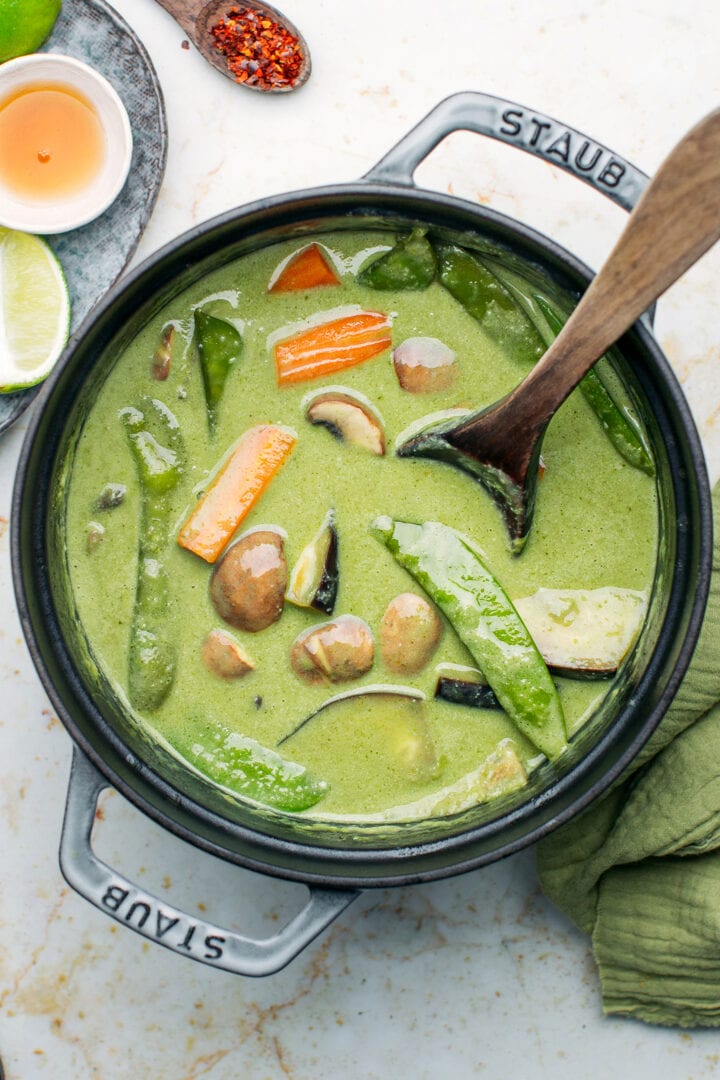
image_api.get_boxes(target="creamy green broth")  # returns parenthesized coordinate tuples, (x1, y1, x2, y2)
(64, 230, 658, 820)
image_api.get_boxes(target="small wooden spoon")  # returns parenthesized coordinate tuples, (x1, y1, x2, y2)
(153, 0, 311, 91)
(398, 108, 720, 552)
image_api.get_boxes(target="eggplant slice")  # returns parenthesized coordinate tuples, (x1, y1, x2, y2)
(286, 508, 339, 614)
(277, 685, 439, 783)
(435, 586, 648, 710)
(514, 586, 648, 677)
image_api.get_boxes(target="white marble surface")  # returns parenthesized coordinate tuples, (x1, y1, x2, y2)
(3, 1, 720, 1076)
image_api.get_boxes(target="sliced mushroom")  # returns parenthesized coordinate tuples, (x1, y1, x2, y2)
(393, 336, 457, 393)
(286, 509, 339, 614)
(210, 528, 287, 633)
(290, 614, 374, 684)
(202, 629, 255, 679)
(305, 388, 385, 455)
(380, 593, 442, 674)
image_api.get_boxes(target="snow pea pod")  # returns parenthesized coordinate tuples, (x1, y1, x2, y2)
(194, 309, 243, 429)
(372, 516, 568, 760)
(120, 398, 186, 711)
(434, 242, 545, 368)
(435, 243, 654, 475)
(357, 227, 436, 290)
(531, 295, 654, 475)
(180, 720, 328, 812)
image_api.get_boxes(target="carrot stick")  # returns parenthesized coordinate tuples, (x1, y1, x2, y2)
(177, 425, 297, 563)
(269, 244, 340, 293)
(274, 311, 392, 386)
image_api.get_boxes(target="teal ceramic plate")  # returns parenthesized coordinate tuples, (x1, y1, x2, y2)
(0, 0, 168, 434)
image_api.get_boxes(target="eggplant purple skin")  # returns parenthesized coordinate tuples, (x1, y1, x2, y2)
(311, 522, 339, 614)
(436, 658, 615, 710)
(286, 509, 339, 615)
(435, 677, 501, 710)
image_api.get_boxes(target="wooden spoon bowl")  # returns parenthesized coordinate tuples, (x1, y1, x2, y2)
(154, 0, 311, 91)
(398, 107, 720, 552)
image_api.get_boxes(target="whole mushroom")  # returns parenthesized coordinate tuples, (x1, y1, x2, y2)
(380, 593, 442, 674)
(210, 529, 287, 632)
(393, 337, 457, 394)
(290, 615, 374, 684)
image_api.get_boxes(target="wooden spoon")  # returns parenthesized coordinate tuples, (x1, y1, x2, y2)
(153, 0, 311, 91)
(397, 108, 720, 552)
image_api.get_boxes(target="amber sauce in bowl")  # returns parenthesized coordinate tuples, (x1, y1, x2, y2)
(0, 55, 132, 234)
(0, 82, 104, 201)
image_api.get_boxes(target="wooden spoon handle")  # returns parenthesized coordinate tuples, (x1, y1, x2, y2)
(513, 107, 720, 429)
(152, 0, 203, 38)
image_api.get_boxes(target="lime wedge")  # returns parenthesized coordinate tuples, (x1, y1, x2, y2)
(0, 228, 71, 392)
(0, 0, 62, 63)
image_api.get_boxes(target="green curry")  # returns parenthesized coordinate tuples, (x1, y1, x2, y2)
(63, 229, 658, 822)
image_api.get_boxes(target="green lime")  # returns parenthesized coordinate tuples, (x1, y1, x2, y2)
(0, 227, 70, 391)
(0, 0, 62, 63)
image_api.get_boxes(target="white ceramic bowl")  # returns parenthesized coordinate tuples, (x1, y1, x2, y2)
(0, 53, 133, 234)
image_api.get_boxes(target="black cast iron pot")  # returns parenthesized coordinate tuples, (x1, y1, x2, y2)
(12, 92, 713, 976)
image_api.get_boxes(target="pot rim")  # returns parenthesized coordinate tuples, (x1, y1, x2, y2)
(12, 179, 714, 888)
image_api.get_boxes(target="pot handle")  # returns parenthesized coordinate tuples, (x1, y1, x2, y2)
(59, 748, 359, 977)
(363, 90, 648, 213)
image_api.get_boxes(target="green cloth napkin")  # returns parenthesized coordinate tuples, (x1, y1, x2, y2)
(536, 482, 720, 1028)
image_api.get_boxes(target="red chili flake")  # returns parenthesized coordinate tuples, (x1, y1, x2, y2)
(210, 6, 304, 90)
